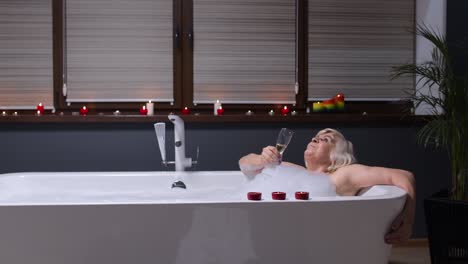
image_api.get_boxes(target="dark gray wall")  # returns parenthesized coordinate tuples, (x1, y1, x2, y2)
(0, 122, 450, 238)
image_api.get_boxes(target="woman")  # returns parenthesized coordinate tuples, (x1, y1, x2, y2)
(239, 128, 415, 245)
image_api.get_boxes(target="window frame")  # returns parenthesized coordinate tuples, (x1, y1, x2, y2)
(9, 0, 414, 116)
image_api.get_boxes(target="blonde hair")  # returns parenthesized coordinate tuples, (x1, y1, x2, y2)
(316, 128, 356, 172)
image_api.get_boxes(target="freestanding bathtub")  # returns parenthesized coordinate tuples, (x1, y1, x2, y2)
(0, 171, 406, 264)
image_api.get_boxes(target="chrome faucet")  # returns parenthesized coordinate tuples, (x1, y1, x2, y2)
(154, 114, 198, 188)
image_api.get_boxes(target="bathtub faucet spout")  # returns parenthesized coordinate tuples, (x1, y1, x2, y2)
(154, 115, 198, 172)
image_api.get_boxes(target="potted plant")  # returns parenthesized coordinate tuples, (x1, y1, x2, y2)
(391, 24, 468, 263)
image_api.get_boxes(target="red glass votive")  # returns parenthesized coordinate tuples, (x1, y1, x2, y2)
(36, 103, 45, 114)
(217, 106, 225, 115)
(140, 105, 148, 115)
(182, 107, 190, 115)
(272, 192, 286, 200)
(247, 192, 262, 201)
(295, 191, 309, 200)
(281, 106, 290, 115)
(79, 106, 89, 116)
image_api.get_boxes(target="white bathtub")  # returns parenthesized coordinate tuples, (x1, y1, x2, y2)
(0, 171, 406, 264)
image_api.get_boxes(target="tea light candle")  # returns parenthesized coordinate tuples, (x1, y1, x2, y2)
(291, 110, 297, 116)
(146, 100, 154, 115)
(312, 102, 325, 112)
(182, 107, 190, 115)
(113, 110, 121, 115)
(216, 106, 225, 115)
(13, 112, 18, 116)
(272, 192, 286, 200)
(140, 105, 148, 115)
(36, 103, 45, 114)
(79, 106, 89, 116)
(1, 111, 6, 116)
(247, 192, 262, 201)
(295, 191, 309, 200)
(268, 110, 275, 116)
(214, 100, 222, 115)
(245, 110, 253, 116)
(36, 110, 42, 116)
(281, 105, 290, 115)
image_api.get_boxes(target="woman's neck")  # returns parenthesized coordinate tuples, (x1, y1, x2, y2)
(305, 161, 330, 174)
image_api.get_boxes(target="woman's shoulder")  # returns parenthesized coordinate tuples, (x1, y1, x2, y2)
(333, 163, 367, 174)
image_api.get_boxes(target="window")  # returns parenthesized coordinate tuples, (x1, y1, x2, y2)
(64, 0, 174, 104)
(0, 0, 53, 109)
(0, 0, 416, 116)
(192, 0, 297, 104)
(307, 0, 414, 101)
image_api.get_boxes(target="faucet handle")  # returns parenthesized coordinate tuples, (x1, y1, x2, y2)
(162, 160, 175, 167)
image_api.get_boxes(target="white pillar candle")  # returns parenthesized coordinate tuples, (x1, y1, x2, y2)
(146, 100, 154, 115)
(214, 100, 222, 115)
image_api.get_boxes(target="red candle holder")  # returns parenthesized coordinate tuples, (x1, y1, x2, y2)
(272, 192, 286, 200)
(247, 192, 262, 201)
(217, 106, 225, 115)
(295, 191, 309, 200)
(140, 105, 148, 115)
(281, 106, 290, 115)
(182, 107, 190, 115)
(36, 103, 45, 114)
(79, 106, 89, 116)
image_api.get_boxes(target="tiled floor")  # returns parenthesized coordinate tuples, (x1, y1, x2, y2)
(389, 246, 431, 264)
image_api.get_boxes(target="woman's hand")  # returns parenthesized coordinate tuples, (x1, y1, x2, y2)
(239, 146, 281, 177)
(385, 210, 414, 245)
(260, 146, 281, 166)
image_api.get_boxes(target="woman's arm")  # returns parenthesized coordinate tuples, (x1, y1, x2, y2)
(338, 164, 416, 245)
(239, 146, 281, 177)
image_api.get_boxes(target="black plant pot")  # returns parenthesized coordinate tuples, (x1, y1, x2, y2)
(424, 190, 468, 264)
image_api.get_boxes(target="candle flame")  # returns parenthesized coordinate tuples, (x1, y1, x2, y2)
(142, 105, 146, 110)
(82, 106, 87, 110)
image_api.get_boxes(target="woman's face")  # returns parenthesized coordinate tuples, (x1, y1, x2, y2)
(304, 132, 336, 165)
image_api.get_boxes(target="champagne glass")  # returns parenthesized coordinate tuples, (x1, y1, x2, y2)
(276, 128, 294, 162)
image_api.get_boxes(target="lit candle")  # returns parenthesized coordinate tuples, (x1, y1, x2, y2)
(216, 106, 225, 115)
(245, 110, 253, 116)
(36, 110, 42, 116)
(214, 100, 222, 116)
(281, 106, 290, 115)
(182, 107, 190, 115)
(146, 100, 154, 115)
(1, 111, 6, 116)
(291, 110, 297, 116)
(312, 102, 325, 113)
(79, 106, 89, 116)
(13, 112, 18, 116)
(333, 93, 345, 111)
(140, 105, 148, 115)
(36, 103, 45, 114)
(268, 110, 275, 116)
(113, 110, 121, 115)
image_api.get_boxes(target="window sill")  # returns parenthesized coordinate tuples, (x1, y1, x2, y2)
(0, 112, 428, 125)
